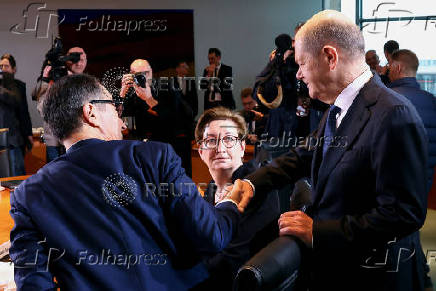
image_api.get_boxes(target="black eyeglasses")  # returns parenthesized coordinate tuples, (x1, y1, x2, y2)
(200, 135, 243, 150)
(89, 99, 124, 118)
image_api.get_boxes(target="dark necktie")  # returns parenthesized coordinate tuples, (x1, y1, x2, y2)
(322, 105, 341, 157)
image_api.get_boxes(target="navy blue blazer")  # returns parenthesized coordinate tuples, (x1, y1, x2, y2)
(388, 77, 436, 191)
(10, 139, 240, 290)
(247, 74, 428, 290)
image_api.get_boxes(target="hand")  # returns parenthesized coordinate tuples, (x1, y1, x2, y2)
(278, 211, 313, 247)
(133, 83, 158, 108)
(269, 49, 277, 61)
(26, 136, 34, 152)
(375, 65, 384, 75)
(283, 49, 293, 61)
(42, 66, 52, 79)
(251, 110, 264, 121)
(247, 134, 258, 144)
(206, 64, 216, 76)
(226, 179, 254, 213)
(120, 74, 134, 98)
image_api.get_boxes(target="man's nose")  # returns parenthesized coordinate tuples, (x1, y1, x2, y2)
(296, 68, 303, 80)
(120, 120, 127, 131)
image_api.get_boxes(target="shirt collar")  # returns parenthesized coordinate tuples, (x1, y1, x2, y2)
(334, 66, 373, 113)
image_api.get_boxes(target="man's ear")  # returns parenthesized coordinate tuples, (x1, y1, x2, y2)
(396, 62, 404, 75)
(82, 103, 99, 128)
(322, 45, 339, 71)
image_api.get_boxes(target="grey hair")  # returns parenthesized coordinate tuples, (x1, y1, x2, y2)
(296, 10, 365, 57)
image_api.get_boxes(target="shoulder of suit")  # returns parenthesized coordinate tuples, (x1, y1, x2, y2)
(221, 64, 232, 70)
(123, 140, 173, 159)
(14, 79, 25, 87)
(365, 77, 415, 110)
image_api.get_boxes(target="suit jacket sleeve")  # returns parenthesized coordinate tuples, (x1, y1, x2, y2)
(314, 104, 428, 251)
(159, 144, 240, 253)
(221, 65, 235, 109)
(200, 69, 209, 91)
(246, 135, 315, 194)
(187, 79, 198, 118)
(10, 183, 57, 290)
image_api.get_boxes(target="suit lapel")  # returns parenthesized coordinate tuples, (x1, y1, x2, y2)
(312, 77, 379, 206)
(311, 110, 328, 190)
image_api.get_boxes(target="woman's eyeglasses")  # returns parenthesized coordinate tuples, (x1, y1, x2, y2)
(200, 135, 242, 149)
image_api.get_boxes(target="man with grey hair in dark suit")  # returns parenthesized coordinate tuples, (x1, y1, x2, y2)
(234, 10, 428, 291)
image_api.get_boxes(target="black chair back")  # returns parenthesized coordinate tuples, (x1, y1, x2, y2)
(0, 128, 10, 177)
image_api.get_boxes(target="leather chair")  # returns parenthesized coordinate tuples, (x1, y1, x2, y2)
(233, 178, 313, 291)
(0, 128, 10, 177)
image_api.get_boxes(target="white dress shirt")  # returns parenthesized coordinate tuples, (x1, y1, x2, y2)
(333, 67, 373, 129)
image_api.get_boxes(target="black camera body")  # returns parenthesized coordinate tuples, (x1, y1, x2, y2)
(40, 37, 81, 82)
(243, 105, 262, 122)
(133, 72, 147, 88)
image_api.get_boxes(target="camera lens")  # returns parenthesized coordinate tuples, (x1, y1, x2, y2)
(134, 74, 146, 88)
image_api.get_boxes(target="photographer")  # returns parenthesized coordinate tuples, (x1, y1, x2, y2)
(0, 53, 33, 176)
(33, 45, 86, 162)
(239, 88, 267, 144)
(255, 26, 326, 142)
(120, 59, 174, 143)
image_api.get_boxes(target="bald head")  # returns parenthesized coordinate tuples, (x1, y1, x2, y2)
(130, 59, 150, 72)
(130, 59, 152, 79)
(296, 10, 365, 58)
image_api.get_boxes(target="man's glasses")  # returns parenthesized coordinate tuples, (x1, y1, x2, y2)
(200, 135, 242, 150)
(89, 99, 124, 118)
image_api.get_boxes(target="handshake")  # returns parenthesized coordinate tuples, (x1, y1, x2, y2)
(221, 179, 255, 213)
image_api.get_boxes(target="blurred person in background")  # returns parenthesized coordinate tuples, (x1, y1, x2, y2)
(0, 53, 33, 175)
(34, 46, 87, 162)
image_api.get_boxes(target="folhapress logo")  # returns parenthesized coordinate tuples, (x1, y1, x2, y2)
(10, 2, 65, 39)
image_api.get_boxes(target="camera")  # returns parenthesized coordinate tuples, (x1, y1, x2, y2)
(39, 37, 81, 82)
(133, 72, 147, 88)
(243, 105, 261, 122)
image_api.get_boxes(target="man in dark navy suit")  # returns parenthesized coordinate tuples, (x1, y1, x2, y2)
(9, 74, 250, 290)
(388, 49, 436, 192)
(388, 49, 436, 290)
(235, 10, 428, 291)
